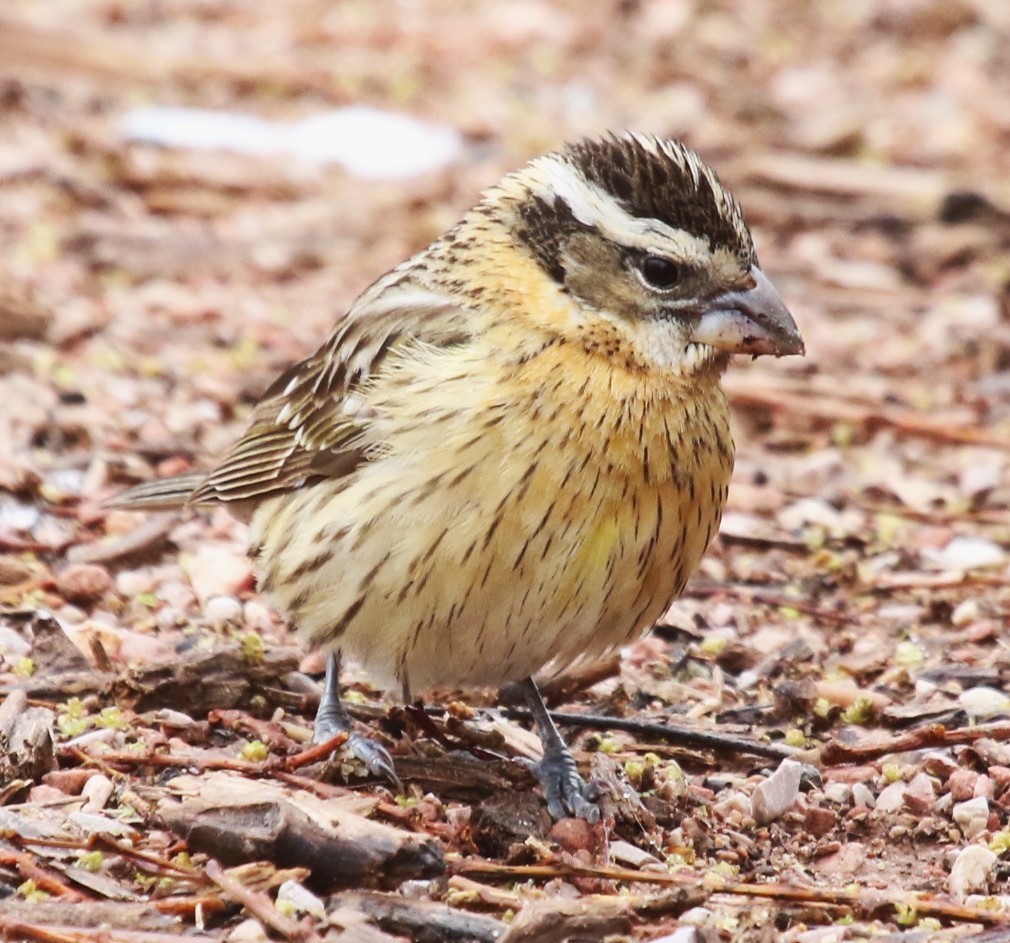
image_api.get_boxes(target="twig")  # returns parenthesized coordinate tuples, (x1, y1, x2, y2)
(0, 918, 219, 943)
(821, 720, 1010, 765)
(0, 846, 87, 901)
(686, 581, 858, 627)
(203, 859, 325, 943)
(453, 860, 1009, 926)
(499, 708, 799, 762)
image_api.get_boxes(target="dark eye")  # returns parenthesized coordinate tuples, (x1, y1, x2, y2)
(637, 254, 683, 291)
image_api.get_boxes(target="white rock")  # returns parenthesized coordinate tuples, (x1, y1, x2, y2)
(226, 918, 271, 943)
(823, 782, 852, 805)
(183, 545, 251, 603)
(120, 105, 463, 180)
(953, 796, 990, 839)
(873, 781, 906, 814)
(243, 600, 274, 631)
(852, 782, 875, 808)
(205, 595, 243, 627)
(81, 774, 114, 813)
(678, 907, 712, 926)
(951, 598, 982, 627)
(959, 686, 1010, 719)
(752, 758, 804, 824)
(924, 536, 1007, 571)
(949, 845, 997, 899)
(276, 879, 326, 919)
(648, 931, 699, 943)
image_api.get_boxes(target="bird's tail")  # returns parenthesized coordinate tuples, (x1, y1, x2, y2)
(104, 471, 207, 511)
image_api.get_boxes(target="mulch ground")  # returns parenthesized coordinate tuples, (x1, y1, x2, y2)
(1, 2, 1009, 940)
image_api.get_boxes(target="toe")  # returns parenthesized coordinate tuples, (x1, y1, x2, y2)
(348, 732, 402, 792)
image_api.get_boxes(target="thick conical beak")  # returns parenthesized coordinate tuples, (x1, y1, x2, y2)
(689, 266, 804, 357)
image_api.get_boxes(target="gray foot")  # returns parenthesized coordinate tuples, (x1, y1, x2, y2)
(314, 651, 401, 791)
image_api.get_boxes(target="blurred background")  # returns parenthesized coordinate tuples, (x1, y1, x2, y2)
(1, 1, 1008, 664)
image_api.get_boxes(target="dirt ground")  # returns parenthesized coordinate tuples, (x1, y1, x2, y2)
(1, 1, 1009, 940)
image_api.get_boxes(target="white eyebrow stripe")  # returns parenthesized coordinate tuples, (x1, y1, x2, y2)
(527, 154, 712, 261)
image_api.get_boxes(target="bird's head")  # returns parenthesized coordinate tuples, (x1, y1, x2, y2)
(475, 133, 804, 375)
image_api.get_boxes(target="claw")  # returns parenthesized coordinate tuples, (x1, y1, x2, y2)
(313, 651, 402, 791)
(535, 749, 600, 823)
(348, 732, 402, 792)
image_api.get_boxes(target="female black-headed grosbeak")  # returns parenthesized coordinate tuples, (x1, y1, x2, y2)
(113, 133, 804, 821)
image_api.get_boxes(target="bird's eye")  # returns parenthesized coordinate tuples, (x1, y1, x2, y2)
(637, 254, 683, 291)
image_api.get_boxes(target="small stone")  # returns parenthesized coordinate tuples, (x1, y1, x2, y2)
(57, 563, 112, 604)
(953, 796, 990, 839)
(926, 536, 1006, 571)
(823, 782, 851, 805)
(874, 781, 906, 814)
(42, 769, 100, 795)
(951, 599, 981, 627)
(81, 774, 115, 813)
(988, 766, 1010, 788)
(959, 687, 1010, 719)
(804, 805, 838, 836)
(948, 769, 979, 801)
(205, 595, 243, 627)
(276, 879, 325, 919)
(752, 758, 803, 824)
(226, 918, 271, 943)
(949, 845, 997, 899)
(243, 599, 274, 631)
(904, 773, 937, 815)
(816, 841, 866, 875)
(852, 782, 875, 808)
(183, 544, 252, 603)
(115, 570, 154, 597)
(0, 554, 34, 585)
(548, 816, 593, 853)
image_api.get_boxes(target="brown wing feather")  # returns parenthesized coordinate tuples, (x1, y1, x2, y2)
(188, 274, 472, 507)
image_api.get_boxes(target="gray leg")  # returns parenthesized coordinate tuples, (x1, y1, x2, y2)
(315, 651, 401, 790)
(520, 676, 600, 823)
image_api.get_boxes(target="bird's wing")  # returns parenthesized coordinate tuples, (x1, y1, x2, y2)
(189, 275, 473, 506)
(112, 274, 472, 512)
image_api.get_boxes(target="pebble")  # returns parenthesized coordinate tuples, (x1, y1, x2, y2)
(183, 544, 252, 602)
(0, 626, 31, 657)
(804, 805, 838, 836)
(548, 816, 593, 853)
(948, 769, 979, 801)
(953, 796, 990, 839)
(989, 766, 1010, 788)
(959, 686, 1010, 719)
(678, 908, 713, 927)
(752, 758, 803, 824)
(951, 599, 981, 627)
(81, 774, 115, 813)
(42, 769, 100, 795)
(243, 599, 274, 631)
(874, 781, 906, 814)
(852, 782, 875, 808)
(115, 570, 154, 597)
(155, 606, 185, 631)
(823, 782, 851, 805)
(205, 595, 243, 627)
(815, 841, 866, 875)
(903, 772, 937, 815)
(926, 536, 1006, 571)
(949, 845, 997, 899)
(647, 930, 699, 943)
(57, 563, 112, 603)
(276, 879, 326, 920)
(226, 919, 271, 943)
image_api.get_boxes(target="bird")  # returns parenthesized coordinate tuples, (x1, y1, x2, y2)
(110, 132, 804, 822)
